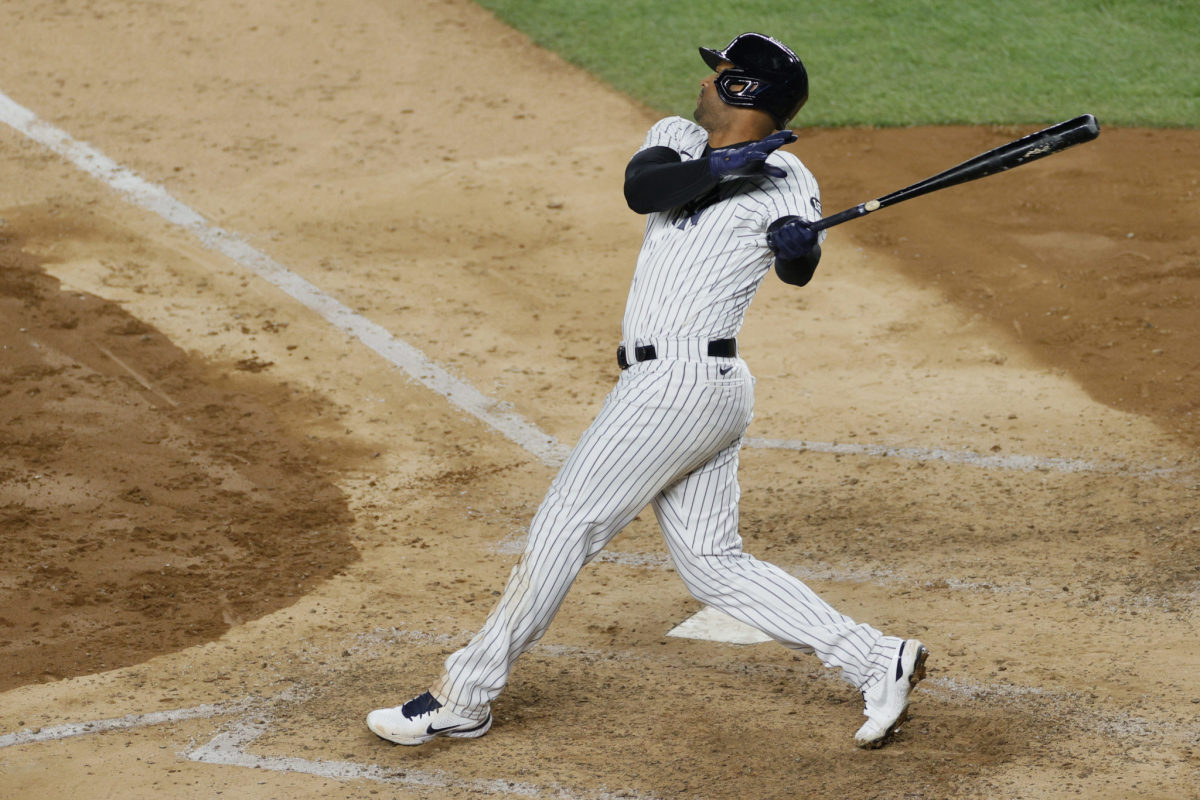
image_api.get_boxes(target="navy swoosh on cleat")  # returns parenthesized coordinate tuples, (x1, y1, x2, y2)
(427, 717, 490, 736)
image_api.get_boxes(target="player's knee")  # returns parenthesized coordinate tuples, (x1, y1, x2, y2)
(671, 551, 741, 597)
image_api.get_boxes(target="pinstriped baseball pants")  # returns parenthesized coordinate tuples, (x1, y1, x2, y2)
(433, 356, 900, 720)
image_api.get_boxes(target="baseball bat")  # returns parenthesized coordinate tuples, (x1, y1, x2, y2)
(810, 114, 1100, 231)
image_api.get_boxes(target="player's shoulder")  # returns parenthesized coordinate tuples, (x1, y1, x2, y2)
(770, 147, 818, 187)
(641, 116, 708, 159)
(771, 146, 810, 172)
(648, 115, 702, 136)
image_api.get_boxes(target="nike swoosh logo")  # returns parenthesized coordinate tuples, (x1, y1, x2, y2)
(719, 366, 733, 375)
(427, 717, 490, 736)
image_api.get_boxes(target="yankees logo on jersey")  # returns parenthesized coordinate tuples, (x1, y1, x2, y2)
(625, 117, 824, 344)
(672, 186, 722, 230)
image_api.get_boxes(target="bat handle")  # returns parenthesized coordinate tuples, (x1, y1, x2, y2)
(810, 199, 881, 232)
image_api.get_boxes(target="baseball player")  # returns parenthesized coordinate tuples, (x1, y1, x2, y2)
(368, 32, 928, 750)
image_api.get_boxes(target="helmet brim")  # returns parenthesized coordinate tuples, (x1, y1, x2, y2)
(699, 47, 728, 72)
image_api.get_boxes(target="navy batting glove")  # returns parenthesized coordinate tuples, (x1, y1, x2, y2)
(766, 218, 818, 260)
(708, 130, 798, 179)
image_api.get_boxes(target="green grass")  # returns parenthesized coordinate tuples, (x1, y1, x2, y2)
(473, 0, 1199, 127)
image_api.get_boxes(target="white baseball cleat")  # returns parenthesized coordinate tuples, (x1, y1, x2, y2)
(854, 639, 929, 749)
(366, 691, 492, 745)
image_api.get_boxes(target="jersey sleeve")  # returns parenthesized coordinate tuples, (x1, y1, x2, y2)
(638, 117, 709, 161)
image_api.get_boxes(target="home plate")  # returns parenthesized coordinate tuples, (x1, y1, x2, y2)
(666, 606, 772, 645)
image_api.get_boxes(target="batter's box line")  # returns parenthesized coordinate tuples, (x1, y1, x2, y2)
(0, 695, 258, 749)
(186, 711, 665, 800)
(744, 437, 1197, 483)
(0, 686, 657, 799)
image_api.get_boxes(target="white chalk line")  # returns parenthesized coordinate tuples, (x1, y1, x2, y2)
(187, 713, 662, 800)
(745, 437, 1194, 480)
(0, 696, 253, 749)
(0, 689, 655, 798)
(0, 90, 570, 468)
(0, 89, 1185, 481)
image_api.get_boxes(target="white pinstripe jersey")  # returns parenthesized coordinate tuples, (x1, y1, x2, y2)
(622, 116, 825, 345)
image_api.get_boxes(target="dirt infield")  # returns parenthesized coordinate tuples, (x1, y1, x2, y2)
(1, 0, 1197, 798)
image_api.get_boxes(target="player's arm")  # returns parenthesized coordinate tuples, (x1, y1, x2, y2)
(623, 146, 719, 214)
(624, 131, 798, 214)
(767, 216, 821, 286)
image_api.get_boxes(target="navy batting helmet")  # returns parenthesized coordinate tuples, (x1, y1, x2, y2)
(699, 33, 809, 128)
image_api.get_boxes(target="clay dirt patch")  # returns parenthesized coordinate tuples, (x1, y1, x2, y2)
(0, 210, 360, 690)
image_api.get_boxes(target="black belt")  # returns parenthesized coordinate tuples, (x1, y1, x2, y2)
(617, 338, 737, 369)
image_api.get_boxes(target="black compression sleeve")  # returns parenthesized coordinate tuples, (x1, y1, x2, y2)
(623, 146, 719, 214)
(775, 244, 821, 286)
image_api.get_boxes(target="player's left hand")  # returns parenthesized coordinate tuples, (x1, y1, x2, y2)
(766, 217, 817, 260)
(709, 130, 798, 179)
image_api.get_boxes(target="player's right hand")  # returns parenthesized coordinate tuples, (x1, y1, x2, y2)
(708, 130, 798, 179)
(766, 217, 818, 260)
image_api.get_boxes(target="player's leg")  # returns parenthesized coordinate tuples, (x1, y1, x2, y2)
(366, 426, 646, 745)
(368, 361, 750, 743)
(652, 435, 928, 747)
(434, 361, 754, 709)
(652, 440, 902, 688)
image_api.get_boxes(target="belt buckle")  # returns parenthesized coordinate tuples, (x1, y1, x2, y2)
(618, 343, 657, 369)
